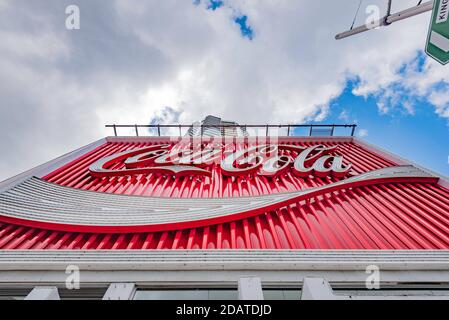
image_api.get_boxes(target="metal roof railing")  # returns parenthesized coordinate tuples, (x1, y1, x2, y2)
(105, 124, 357, 137)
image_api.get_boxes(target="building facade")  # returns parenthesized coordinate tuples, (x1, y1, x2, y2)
(0, 121, 449, 300)
(186, 115, 249, 137)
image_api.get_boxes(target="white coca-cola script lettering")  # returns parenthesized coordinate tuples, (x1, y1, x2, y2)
(89, 144, 352, 178)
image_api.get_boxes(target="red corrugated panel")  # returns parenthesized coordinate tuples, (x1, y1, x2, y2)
(0, 138, 448, 250)
(0, 182, 448, 250)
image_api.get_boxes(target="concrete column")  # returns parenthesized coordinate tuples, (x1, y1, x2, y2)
(25, 286, 60, 300)
(102, 283, 136, 300)
(238, 276, 264, 300)
(301, 277, 341, 300)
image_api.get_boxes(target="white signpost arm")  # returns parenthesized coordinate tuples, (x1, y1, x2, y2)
(336, 0, 434, 40)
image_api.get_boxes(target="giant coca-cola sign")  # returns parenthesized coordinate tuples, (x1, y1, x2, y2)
(89, 143, 352, 178)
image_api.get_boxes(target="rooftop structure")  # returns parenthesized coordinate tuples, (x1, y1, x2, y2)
(0, 119, 448, 300)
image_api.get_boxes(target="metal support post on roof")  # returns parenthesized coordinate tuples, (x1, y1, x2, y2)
(105, 124, 357, 137)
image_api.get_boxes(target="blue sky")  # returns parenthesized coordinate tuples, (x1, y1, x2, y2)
(327, 81, 449, 176)
(203, 0, 254, 39)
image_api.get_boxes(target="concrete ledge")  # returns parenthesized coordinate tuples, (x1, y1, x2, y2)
(0, 250, 449, 271)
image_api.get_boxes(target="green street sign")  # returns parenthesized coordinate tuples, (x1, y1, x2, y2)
(426, 0, 449, 64)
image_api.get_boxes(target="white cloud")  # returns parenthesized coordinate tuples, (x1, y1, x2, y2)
(357, 53, 449, 119)
(357, 128, 369, 138)
(429, 90, 449, 119)
(338, 109, 350, 122)
(0, 0, 448, 180)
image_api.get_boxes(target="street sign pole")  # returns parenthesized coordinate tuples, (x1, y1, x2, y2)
(426, 0, 449, 64)
(336, 1, 434, 40)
